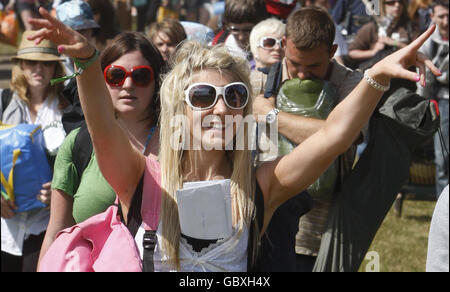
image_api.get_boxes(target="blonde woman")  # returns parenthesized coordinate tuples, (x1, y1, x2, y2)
(249, 18, 285, 70)
(29, 7, 439, 271)
(1, 30, 66, 272)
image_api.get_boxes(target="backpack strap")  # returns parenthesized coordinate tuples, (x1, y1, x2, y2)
(264, 61, 283, 98)
(1, 88, 13, 114)
(72, 122, 93, 192)
(117, 157, 161, 272)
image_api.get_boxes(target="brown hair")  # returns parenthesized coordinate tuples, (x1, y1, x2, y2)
(223, 0, 269, 24)
(286, 6, 335, 51)
(147, 18, 187, 47)
(101, 32, 165, 127)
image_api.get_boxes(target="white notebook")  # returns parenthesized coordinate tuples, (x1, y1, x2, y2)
(176, 179, 232, 240)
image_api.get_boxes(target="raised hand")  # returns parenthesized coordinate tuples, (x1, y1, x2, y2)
(370, 24, 441, 87)
(26, 7, 95, 60)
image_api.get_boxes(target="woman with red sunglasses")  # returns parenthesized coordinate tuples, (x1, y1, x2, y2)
(30, 7, 439, 272)
(38, 31, 165, 267)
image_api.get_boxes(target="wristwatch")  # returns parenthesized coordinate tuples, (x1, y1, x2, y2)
(266, 108, 280, 124)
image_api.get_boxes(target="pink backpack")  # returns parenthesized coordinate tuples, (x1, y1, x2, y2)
(38, 157, 161, 272)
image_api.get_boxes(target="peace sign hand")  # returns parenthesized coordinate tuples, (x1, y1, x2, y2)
(370, 24, 441, 87)
(26, 7, 96, 60)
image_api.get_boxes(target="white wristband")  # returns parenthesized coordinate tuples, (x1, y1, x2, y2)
(364, 70, 390, 92)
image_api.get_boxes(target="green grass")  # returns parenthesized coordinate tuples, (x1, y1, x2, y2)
(359, 199, 436, 272)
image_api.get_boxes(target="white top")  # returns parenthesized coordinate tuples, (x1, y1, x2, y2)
(135, 221, 249, 272)
(1, 95, 63, 256)
(23, 95, 63, 129)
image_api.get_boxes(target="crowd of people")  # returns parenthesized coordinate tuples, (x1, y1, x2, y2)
(0, 0, 448, 272)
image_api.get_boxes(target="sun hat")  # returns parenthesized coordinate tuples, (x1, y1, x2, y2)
(56, 0, 100, 31)
(11, 30, 64, 62)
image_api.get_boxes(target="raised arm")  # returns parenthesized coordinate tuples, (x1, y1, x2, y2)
(257, 25, 441, 217)
(28, 8, 145, 209)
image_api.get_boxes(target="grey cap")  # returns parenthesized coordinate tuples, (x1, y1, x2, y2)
(56, 0, 100, 31)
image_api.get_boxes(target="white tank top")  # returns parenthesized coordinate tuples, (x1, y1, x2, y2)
(135, 221, 249, 272)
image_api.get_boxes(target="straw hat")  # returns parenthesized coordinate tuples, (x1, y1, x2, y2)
(11, 30, 65, 62)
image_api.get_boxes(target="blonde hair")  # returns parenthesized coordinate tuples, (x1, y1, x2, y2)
(158, 41, 257, 269)
(10, 60, 66, 109)
(249, 18, 286, 59)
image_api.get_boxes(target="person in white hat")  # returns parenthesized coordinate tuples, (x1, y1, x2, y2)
(1, 30, 67, 272)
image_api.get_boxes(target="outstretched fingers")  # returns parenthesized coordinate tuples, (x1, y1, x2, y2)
(35, 6, 64, 28)
(27, 7, 93, 59)
(410, 24, 436, 51)
(420, 53, 441, 77)
(28, 7, 66, 37)
(419, 54, 441, 87)
(389, 25, 441, 86)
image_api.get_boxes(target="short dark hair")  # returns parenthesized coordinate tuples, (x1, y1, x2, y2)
(431, 0, 449, 12)
(101, 32, 165, 127)
(286, 6, 335, 51)
(224, 0, 269, 24)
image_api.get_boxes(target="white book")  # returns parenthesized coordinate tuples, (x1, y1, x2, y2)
(176, 179, 232, 240)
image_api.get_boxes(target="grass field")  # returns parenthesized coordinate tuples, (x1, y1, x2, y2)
(359, 199, 436, 272)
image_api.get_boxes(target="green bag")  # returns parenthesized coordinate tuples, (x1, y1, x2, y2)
(276, 78, 338, 200)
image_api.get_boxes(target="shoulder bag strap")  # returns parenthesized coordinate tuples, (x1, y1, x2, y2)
(118, 157, 160, 272)
(264, 61, 283, 98)
(141, 157, 161, 272)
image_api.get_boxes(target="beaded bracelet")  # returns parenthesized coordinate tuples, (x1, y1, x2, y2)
(51, 49, 100, 85)
(364, 70, 390, 92)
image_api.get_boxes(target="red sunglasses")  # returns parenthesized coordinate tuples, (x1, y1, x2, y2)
(103, 65, 154, 87)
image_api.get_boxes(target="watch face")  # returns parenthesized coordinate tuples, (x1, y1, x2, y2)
(266, 112, 275, 124)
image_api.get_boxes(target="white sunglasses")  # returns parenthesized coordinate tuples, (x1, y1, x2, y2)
(184, 82, 249, 110)
(258, 37, 284, 49)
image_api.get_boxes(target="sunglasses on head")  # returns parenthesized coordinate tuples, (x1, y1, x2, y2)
(103, 64, 154, 87)
(258, 37, 284, 50)
(184, 82, 249, 110)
